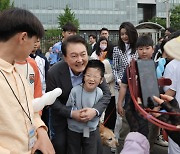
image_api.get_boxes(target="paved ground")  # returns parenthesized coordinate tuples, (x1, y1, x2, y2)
(103, 142, 168, 154)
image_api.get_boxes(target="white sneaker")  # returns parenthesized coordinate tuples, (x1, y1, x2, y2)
(154, 135, 168, 147)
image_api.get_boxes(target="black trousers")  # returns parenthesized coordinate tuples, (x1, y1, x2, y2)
(96, 126, 103, 154)
(125, 99, 149, 138)
(67, 129, 97, 154)
(104, 96, 116, 130)
(52, 126, 67, 154)
(52, 126, 103, 154)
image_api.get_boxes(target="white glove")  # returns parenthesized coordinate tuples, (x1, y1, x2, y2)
(32, 88, 62, 112)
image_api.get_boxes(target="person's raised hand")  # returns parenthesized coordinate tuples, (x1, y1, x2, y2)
(153, 94, 174, 105)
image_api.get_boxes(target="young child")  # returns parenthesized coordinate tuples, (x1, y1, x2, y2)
(117, 35, 157, 151)
(30, 38, 47, 94)
(15, 57, 43, 98)
(50, 22, 77, 65)
(66, 59, 105, 154)
(0, 8, 54, 153)
(15, 57, 43, 116)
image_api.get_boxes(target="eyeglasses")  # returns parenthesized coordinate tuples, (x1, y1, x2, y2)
(84, 74, 101, 80)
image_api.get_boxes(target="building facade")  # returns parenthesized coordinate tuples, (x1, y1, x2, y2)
(11, 0, 180, 31)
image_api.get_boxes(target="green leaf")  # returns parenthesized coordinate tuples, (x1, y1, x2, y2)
(149, 5, 180, 30)
(0, 0, 14, 12)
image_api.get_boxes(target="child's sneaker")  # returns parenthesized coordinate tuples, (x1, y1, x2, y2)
(154, 135, 168, 147)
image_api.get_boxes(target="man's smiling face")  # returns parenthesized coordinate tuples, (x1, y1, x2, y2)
(64, 43, 88, 75)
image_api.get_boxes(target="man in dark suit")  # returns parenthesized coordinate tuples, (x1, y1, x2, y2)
(100, 27, 114, 54)
(88, 34, 97, 55)
(45, 35, 111, 154)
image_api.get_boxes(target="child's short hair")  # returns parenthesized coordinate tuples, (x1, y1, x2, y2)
(83, 60, 105, 78)
(0, 8, 44, 41)
(62, 22, 78, 33)
(136, 35, 154, 48)
(165, 27, 175, 34)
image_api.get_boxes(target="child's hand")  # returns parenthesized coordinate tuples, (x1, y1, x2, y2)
(153, 94, 174, 105)
(118, 105, 124, 116)
(79, 110, 86, 117)
(79, 108, 96, 122)
(151, 106, 161, 117)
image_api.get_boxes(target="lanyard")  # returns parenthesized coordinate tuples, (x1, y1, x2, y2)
(0, 69, 32, 124)
(26, 61, 29, 79)
(80, 84, 97, 109)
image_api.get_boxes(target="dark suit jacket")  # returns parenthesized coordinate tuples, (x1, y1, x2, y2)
(46, 60, 111, 131)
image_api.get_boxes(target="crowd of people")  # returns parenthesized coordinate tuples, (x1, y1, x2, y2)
(0, 7, 179, 154)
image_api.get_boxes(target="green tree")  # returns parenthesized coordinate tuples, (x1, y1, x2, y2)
(148, 17, 166, 28)
(0, 0, 14, 11)
(149, 5, 180, 30)
(57, 5, 79, 32)
(170, 5, 180, 30)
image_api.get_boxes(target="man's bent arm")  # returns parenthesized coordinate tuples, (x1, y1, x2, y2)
(46, 70, 72, 118)
(93, 78, 111, 116)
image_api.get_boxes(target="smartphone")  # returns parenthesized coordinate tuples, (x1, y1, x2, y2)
(136, 59, 159, 108)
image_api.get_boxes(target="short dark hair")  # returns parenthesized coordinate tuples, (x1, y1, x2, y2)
(62, 22, 78, 33)
(166, 27, 175, 33)
(83, 59, 105, 78)
(0, 7, 44, 41)
(89, 34, 96, 39)
(61, 35, 88, 56)
(161, 30, 180, 53)
(136, 35, 154, 48)
(168, 30, 180, 40)
(100, 27, 109, 34)
(118, 22, 138, 54)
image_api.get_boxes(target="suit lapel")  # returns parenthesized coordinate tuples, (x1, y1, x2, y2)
(60, 62, 73, 92)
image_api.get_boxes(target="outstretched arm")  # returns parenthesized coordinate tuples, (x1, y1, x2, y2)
(153, 94, 179, 111)
(93, 78, 111, 115)
(153, 94, 180, 146)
